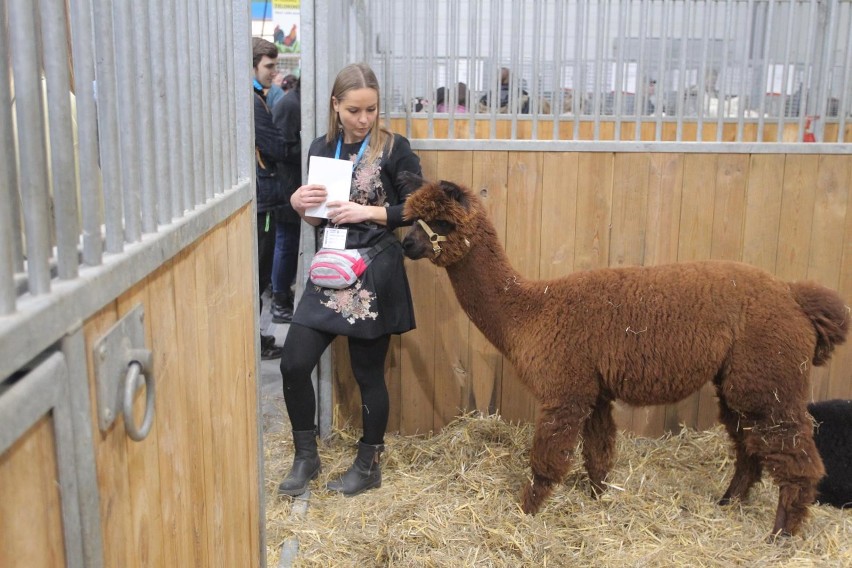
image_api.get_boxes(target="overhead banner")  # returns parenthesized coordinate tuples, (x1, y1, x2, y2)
(272, 0, 300, 54)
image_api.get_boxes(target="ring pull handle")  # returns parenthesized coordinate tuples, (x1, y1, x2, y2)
(122, 349, 155, 442)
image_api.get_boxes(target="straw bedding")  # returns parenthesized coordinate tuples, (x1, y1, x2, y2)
(265, 409, 851, 567)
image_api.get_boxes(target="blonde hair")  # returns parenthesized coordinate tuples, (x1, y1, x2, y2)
(326, 63, 393, 162)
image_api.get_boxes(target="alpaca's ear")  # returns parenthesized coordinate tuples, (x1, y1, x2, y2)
(439, 180, 470, 209)
(398, 171, 426, 193)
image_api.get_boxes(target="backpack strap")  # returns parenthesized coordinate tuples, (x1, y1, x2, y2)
(362, 233, 398, 261)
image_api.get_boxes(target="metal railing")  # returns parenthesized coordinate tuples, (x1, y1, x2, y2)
(341, 0, 852, 143)
(1, 0, 255, 382)
(1, 0, 253, 319)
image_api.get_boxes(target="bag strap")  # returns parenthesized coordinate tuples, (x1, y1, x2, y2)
(362, 233, 397, 261)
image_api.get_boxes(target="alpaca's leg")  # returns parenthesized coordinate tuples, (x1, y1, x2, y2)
(746, 409, 825, 537)
(581, 395, 616, 498)
(521, 404, 586, 515)
(716, 393, 762, 505)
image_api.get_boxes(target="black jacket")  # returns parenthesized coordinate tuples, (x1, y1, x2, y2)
(271, 88, 302, 224)
(254, 87, 289, 213)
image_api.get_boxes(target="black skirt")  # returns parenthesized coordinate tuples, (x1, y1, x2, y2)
(292, 231, 416, 339)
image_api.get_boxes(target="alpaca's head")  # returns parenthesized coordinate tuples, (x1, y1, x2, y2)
(401, 173, 482, 267)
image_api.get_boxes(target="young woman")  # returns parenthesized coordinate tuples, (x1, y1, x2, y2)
(278, 63, 422, 497)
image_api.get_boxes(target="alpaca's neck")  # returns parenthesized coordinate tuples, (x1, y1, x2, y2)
(446, 219, 527, 354)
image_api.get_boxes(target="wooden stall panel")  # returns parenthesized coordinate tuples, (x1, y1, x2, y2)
(400, 151, 440, 435)
(632, 153, 684, 436)
(829, 163, 852, 399)
(742, 155, 786, 273)
(469, 152, 509, 417)
(116, 281, 165, 568)
(0, 417, 67, 567)
(82, 206, 260, 567)
(664, 154, 717, 433)
(433, 151, 474, 430)
(609, 153, 652, 429)
(500, 152, 543, 424)
(806, 156, 850, 401)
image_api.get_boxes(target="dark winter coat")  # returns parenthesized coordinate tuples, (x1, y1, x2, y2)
(271, 88, 301, 224)
(254, 87, 289, 214)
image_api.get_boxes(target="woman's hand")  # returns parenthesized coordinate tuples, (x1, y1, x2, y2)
(326, 201, 387, 226)
(291, 184, 327, 218)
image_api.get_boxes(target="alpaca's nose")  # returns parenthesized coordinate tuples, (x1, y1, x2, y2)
(401, 235, 419, 259)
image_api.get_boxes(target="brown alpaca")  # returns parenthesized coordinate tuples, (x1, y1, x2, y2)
(399, 174, 849, 538)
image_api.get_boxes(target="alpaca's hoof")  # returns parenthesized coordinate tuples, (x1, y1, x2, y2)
(589, 481, 606, 499)
(520, 485, 543, 515)
(718, 496, 732, 506)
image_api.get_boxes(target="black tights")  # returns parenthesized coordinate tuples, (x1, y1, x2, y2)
(280, 324, 391, 445)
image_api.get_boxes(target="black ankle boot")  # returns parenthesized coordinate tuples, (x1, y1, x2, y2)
(326, 441, 384, 496)
(270, 292, 293, 323)
(278, 429, 321, 496)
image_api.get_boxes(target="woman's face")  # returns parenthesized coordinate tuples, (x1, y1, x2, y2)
(333, 87, 378, 143)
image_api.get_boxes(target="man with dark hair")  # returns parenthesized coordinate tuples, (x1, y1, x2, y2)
(252, 37, 288, 359)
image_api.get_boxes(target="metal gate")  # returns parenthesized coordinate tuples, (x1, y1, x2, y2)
(1, 1, 264, 566)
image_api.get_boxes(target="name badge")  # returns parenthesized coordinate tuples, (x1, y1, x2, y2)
(323, 228, 348, 250)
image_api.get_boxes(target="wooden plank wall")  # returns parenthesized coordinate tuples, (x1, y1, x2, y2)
(390, 118, 852, 143)
(0, 416, 67, 566)
(332, 151, 852, 438)
(79, 204, 260, 567)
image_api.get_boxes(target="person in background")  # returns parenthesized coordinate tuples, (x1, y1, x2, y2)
(277, 63, 421, 498)
(252, 37, 288, 360)
(269, 75, 302, 324)
(435, 82, 469, 113)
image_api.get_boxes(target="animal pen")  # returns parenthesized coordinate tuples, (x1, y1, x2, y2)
(304, 0, 852, 439)
(0, 0, 851, 567)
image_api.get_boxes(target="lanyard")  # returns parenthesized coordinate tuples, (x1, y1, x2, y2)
(335, 132, 371, 167)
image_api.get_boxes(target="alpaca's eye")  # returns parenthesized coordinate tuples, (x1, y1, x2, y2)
(431, 220, 455, 233)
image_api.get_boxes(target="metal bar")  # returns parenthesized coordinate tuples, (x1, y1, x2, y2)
(798, 0, 820, 141)
(425, 0, 435, 138)
(131, 0, 157, 234)
(0, 353, 62, 455)
(222, 0, 237, 187)
(9, 0, 52, 293)
(162, 0, 182, 218)
(573, 0, 584, 139)
(149, 0, 172, 225)
(755, 0, 775, 142)
(41, 0, 80, 279)
(209, 0, 224, 195)
(697, 0, 712, 141)
(837, 2, 852, 142)
(814, 0, 839, 143)
(676, 0, 691, 143)
(447, 0, 458, 138)
(222, 0, 236, 187)
(655, 0, 669, 142)
(592, 1, 604, 140)
(552, 0, 565, 139)
(62, 329, 105, 568)
(176, 0, 194, 212)
(716, 0, 733, 142)
(530, 0, 542, 139)
(0, 4, 19, 313)
(50, 355, 86, 567)
(113, 0, 142, 243)
(488, 0, 501, 138)
(776, 0, 797, 142)
(188, 0, 204, 208)
(196, 0, 213, 202)
(69, 0, 104, 265)
(614, 0, 626, 141)
(468, 0, 477, 139)
(509, 0, 521, 139)
(635, 0, 648, 140)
